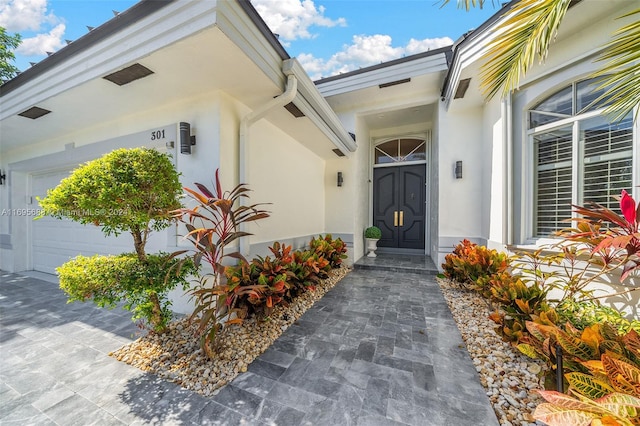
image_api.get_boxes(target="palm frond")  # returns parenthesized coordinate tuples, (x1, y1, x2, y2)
(439, 0, 487, 10)
(480, 0, 572, 99)
(591, 9, 640, 123)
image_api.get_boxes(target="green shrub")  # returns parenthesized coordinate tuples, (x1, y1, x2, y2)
(38, 148, 182, 260)
(364, 226, 382, 239)
(556, 299, 640, 334)
(57, 253, 196, 332)
(38, 148, 187, 331)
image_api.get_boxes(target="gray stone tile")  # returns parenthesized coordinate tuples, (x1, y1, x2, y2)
(43, 394, 123, 426)
(373, 354, 413, 372)
(386, 398, 416, 425)
(255, 398, 284, 423)
(0, 403, 57, 426)
(258, 348, 296, 368)
(376, 336, 395, 356)
(274, 406, 306, 426)
(247, 359, 287, 380)
(232, 372, 276, 398)
(191, 401, 248, 425)
(356, 414, 407, 426)
(325, 366, 371, 389)
(412, 362, 436, 392)
(300, 378, 342, 399)
(211, 384, 264, 418)
(355, 339, 376, 362)
(330, 348, 356, 369)
(277, 356, 311, 386)
(362, 377, 390, 417)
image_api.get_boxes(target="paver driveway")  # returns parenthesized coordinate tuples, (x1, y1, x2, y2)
(0, 266, 498, 425)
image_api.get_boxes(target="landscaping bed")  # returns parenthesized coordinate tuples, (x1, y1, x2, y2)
(109, 266, 350, 397)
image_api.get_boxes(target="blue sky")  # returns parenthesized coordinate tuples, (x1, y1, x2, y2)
(2, 0, 500, 80)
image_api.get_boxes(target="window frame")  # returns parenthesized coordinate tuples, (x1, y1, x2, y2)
(524, 81, 637, 243)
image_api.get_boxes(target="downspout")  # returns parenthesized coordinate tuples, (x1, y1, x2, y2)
(238, 71, 298, 256)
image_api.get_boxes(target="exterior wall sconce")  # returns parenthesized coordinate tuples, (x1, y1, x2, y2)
(180, 122, 196, 154)
(0, 170, 6, 185)
(455, 161, 463, 179)
(337, 171, 343, 187)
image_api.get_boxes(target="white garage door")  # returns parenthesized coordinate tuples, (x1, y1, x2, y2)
(32, 169, 138, 274)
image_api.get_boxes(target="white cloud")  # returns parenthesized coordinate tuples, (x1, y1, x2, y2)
(16, 22, 64, 55)
(405, 37, 454, 55)
(0, 0, 59, 32)
(298, 34, 454, 80)
(251, 0, 346, 41)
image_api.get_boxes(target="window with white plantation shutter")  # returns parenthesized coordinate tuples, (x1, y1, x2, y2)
(534, 127, 573, 236)
(529, 77, 635, 238)
(581, 115, 633, 209)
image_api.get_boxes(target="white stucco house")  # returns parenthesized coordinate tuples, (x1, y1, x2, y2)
(1, 0, 638, 312)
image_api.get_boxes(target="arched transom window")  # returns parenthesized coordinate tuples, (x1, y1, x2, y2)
(375, 138, 426, 164)
(528, 77, 633, 237)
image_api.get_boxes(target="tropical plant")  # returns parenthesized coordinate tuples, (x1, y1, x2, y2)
(532, 330, 640, 425)
(488, 275, 557, 343)
(519, 321, 640, 383)
(38, 148, 188, 331)
(442, 0, 640, 122)
(0, 27, 21, 83)
(442, 239, 510, 286)
(171, 169, 270, 357)
(57, 253, 196, 331)
(310, 234, 348, 268)
(534, 390, 640, 426)
(364, 226, 382, 239)
(558, 190, 640, 283)
(556, 299, 640, 334)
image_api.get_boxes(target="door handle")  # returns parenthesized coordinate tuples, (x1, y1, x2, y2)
(394, 211, 398, 227)
(400, 211, 404, 227)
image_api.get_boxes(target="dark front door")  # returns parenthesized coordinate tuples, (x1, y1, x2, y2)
(373, 164, 426, 249)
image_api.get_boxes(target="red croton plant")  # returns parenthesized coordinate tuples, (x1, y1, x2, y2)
(559, 189, 640, 282)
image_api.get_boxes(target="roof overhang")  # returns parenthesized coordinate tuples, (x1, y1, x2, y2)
(316, 47, 451, 99)
(0, 0, 354, 159)
(315, 49, 449, 131)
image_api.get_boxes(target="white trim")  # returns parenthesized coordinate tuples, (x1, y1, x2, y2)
(316, 54, 448, 97)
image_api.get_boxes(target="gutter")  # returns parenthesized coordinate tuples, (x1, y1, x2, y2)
(238, 68, 298, 256)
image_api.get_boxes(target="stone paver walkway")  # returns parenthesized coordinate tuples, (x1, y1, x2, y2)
(0, 264, 498, 425)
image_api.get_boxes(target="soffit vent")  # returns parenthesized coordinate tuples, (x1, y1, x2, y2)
(379, 78, 411, 89)
(284, 102, 305, 118)
(18, 106, 51, 119)
(332, 148, 345, 157)
(454, 78, 471, 99)
(103, 63, 154, 86)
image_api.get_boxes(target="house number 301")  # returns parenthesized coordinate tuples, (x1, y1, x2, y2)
(150, 130, 166, 140)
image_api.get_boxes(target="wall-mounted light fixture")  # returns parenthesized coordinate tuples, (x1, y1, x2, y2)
(180, 122, 196, 154)
(337, 171, 344, 187)
(0, 170, 6, 185)
(455, 161, 463, 179)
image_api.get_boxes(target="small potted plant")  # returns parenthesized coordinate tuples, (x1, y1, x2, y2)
(364, 226, 382, 257)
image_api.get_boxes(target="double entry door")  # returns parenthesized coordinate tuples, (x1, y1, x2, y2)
(373, 164, 426, 250)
